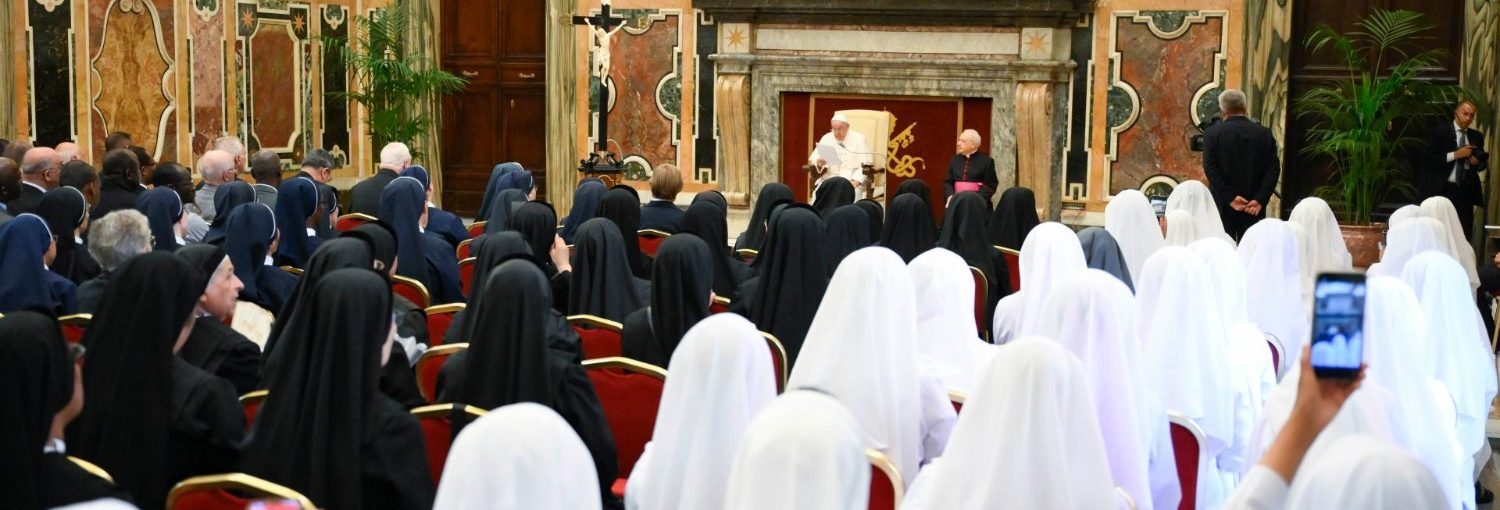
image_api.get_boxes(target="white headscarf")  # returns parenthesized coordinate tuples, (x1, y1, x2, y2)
(433, 403, 601, 509)
(1136, 247, 1236, 453)
(1420, 196, 1481, 288)
(1387, 204, 1424, 227)
(1401, 251, 1498, 459)
(1284, 434, 1448, 510)
(626, 314, 776, 510)
(1163, 210, 1198, 247)
(1165, 180, 1230, 242)
(1288, 197, 1353, 285)
(909, 248, 997, 393)
(723, 391, 869, 510)
(788, 247, 948, 480)
(1105, 189, 1167, 285)
(903, 338, 1118, 510)
(1367, 217, 1448, 279)
(1011, 222, 1087, 338)
(1237, 219, 1307, 374)
(1036, 271, 1159, 509)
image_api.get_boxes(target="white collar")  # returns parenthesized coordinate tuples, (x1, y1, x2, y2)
(43, 437, 65, 454)
(306, 227, 317, 237)
(1455, 121, 1467, 132)
(22, 181, 47, 193)
(74, 235, 83, 244)
(264, 255, 275, 266)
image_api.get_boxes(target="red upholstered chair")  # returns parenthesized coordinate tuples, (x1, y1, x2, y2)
(414, 343, 469, 403)
(867, 449, 904, 510)
(948, 390, 966, 414)
(58, 314, 91, 345)
(457, 257, 477, 297)
(166, 473, 317, 510)
(760, 332, 789, 393)
(638, 229, 671, 257)
(425, 303, 465, 347)
(392, 275, 432, 309)
(735, 248, 758, 263)
(1169, 411, 1207, 510)
(569, 314, 625, 360)
(969, 266, 989, 340)
(710, 296, 731, 315)
(467, 221, 487, 239)
(584, 357, 667, 478)
(334, 213, 377, 232)
(996, 245, 1022, 291)
(412, 403, 489, 487)
(239, 390, 269, 428)
(455, 239, 474, 260)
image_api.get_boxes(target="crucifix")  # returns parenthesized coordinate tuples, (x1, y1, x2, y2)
(572, 0, 626, 156)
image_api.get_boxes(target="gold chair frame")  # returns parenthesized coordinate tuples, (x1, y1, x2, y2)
(866, 448, 905, 508)
(67, 456, 115, 484)
(165, 473, 317, 510)
(392, 275, 432, 309)
(582, 356, 668, 380)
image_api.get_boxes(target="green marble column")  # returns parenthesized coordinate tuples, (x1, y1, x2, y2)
(546, 0, 579, 212)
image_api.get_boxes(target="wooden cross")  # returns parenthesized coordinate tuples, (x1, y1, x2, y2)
(572, 2, 626, 153)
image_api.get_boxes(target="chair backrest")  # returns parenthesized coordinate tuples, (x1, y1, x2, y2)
(735, 248, 758, 263)
(760, 331, 789, 393)
(583, 357, 668, 477)
(569, 314, 624, 360)
(866, 448, 904, 510)
(239, 389, 269, 428)
(467, 221, 487, 239)
(411, 403, 489, 488)
(414, 343, 470, 403)
(278, 266, 303, 277)
(58, 314, 91, 345)
(68, 456, 115, 484)
(425, 303, 466, 347)
(392, 275, 432, 309)
(457, 257, 477, 297)
(996, 246, 1021, 291)
(947, 390, 966, 414)
(637, 229, 671, 257)
(334, 213, 377, 232)
(709, 295, 731, 315)
(166, 473, 317, 510)
(969, 266, 989, 340)
(1168, 411, 1206, 510)
(455, 238, 473, 260)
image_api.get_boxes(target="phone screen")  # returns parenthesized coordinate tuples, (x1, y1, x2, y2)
(1309, 273, 1367, 378)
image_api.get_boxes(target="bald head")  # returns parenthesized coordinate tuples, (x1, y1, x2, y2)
(21, 148, 62, 189)
(55, 142, 81, 163)
(211, 136, 246, 177)
(198, 150, 236, 185)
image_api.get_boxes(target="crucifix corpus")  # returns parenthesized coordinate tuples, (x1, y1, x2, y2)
(573, 1, 626, 181)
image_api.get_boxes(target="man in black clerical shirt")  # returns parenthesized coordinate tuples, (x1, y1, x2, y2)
(1421, 100, 1488, 237)
(1202, 89, 1279, 241)
(349, 142, 409, 216)
(945, 129, 998, 203)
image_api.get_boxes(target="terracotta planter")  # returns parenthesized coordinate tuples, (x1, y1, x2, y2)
(1340, 223, 1386, 269)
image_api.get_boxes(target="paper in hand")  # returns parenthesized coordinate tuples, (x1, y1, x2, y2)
(816, 142, 843, 167)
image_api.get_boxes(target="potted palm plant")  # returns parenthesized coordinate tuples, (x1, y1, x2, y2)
(1296, 8, 1464, 266)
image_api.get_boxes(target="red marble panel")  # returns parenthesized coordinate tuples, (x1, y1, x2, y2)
(249, 23, 300, 151)
(607, 14, 679, 173)
(191, 8, 227, 156)
(90, 0, 176, 160)
(1109, 16, 1222, 194)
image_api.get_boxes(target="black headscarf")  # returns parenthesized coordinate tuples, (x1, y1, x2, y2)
(343, 221, 398, 277)
(690, 190, 728, 211)
(475, 162, 521, 220)
(68, 252, 206, 509)
(894, 179, 933, 210)
(679, 201, 748, 299)
(223, 203, 280, 310)
(647, 234, 714, 361)
(483, 188, 529, 235)
(447, 232, 533, 345)
(560, 179, 607, 243)
(855, 199, 884, 245)
(939, 192, 1001, 275)
(1078, 227, 1134, 292)
(379, 177, 432, 285)
(174, 244, 228, 290)
(273, 178, 321, 268)
(568, 218, 650, 322)
(0, 215, 74, 316)
(812, 176, 856, 218)
(743, 206, 827, 364)
(263, 238, 374, 357)
(37, 186, 97, 283)
(204, 180, 255, 244)
(734, 183, 794, 251)
(596, 187, 651, 277)
(508, 201, 560, 275)
(135, 187, 183, 252)
(988, 187, 1040, 249)
(0, 312, 73, 510)
(245, 269, 400, 509)
(822, 205, 872, 275)
(881, 193, 937, 263)
(451, 260, 556, 408)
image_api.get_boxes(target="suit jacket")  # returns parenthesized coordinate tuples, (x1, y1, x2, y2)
(349, 169, 399, 216)
(639, 200, 684, 233)
(1202, 116, 1280, 210)
(1422, 122, 1488, 205)
(91, 179, 142, 221)
(6, 182, 45, 215)
(945, 152, 999, 203)
(253, 183, 279, 210)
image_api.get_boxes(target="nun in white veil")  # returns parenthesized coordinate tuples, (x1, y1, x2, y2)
(1388, 204, 1424, 226)
(625, 314, 776, 510)
(908, 248, 997, 394)
(901, 338, 1123, 510)
(1237, 219, 1307, 376)
(723, 391, 869, 510)
(1367, 217, 1449, 279)
(1163, 210, 1199, 247)
(1037, 270, 1180, 510)
(1421, 196, 1481, 289)
(1105, 189, 1167, 286)
(990, 222, 1086, 344)
(1166, 180, 1231, 242)
(433, 403, 601, 509)
(1137, 246, 1238, 508)
(1288, 197, 1353, 285)
(1402, 251, 1498, 481)
(787, 247, 956, 484)
(1284, 435, 1448, 509)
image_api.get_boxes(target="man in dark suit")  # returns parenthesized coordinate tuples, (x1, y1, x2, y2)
(1202, 89, 1280, 241)
(0, 156, 19, 225)
(7, 147, 62, 215)
(349, 142, 409, 216)
(944, 129, 999, 203)
(297, 148, 340, 239)
(639, 163, 685, 232)
(1421, 100, 1488, 236)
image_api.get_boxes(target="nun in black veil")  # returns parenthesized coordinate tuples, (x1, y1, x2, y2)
(481, 189, 529, 235)
(441, 231, 534, 346)
(175, 244, 262, 394)
(136, 187, 185, 252)
(822, 205, 873, 276)
(894, 178, 934, 210)
(202, 180, 255, 245)
(37, 187, 100, 284)
(244, 269, 433, 510)
(880, 193, 938, 263)
(678, 200, 749, 300)
(731, 205, 827, 365)
(380, 177, 463, 305)
(988, 187, 1040, 249)
(0, 214, 77, 316)
(938, 191, 1012, 335)
(621, 234, 715, 368)
(223, 203, 296, 315)
(68, 252, 244, 510)
(437, 259, 621, 509)
(317, 228, 428, 409)
(734, 183, 794, 251)
(855, 198, 884, 242)
(596, 186, 653, 278)
(568, 218, 650, 323)
(812, 176, 857, 218)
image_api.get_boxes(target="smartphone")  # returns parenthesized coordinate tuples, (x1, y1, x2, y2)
(1309, 273, 1367, 379)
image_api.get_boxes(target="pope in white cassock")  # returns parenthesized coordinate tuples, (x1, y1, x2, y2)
(808, 113, 873, 189)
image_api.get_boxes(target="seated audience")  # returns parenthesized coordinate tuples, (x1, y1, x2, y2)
(733, 183, 794, 252)
(78, 210, 151, 312)
(380, 176, 462, 305)
(560, 178, 607, 244)
(621, 234, 714, 368)
(568, 218, 650, 323)
(201, 180, 255, 244)
(224, 203, 296, 314)
(272, 177, 323, 268)
(400, 165, 468, 248)
(597, 186, 653, 277)
(0, 214, 77, 316)
(59, 160, 99, 207)
(192, 150, 237, 222)
(350, 142, 410, 216)
(821, 204, 872, 278)
(680, 199, 750, 299)
(639, 164, 685, 232)
(1105, 189, 1166, 286)
(174, 245, 262, 395)
(988, 187, 1040, 249)
(248, 149, 281, 208)
(881, 193, 937, 263)
(434, 404, 603, 509)
(732, 205, 827, 365)
(907, 248, 997, 394)
(723, 391, 869, 510)
(134, 187, 185, 251)
(91, 149, 142, 221)
(991, 223, 1087, 344)
(149, 162, 208, 242)
(38, 186, 100, 284)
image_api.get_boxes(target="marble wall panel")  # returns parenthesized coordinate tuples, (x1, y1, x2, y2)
(320, 4, 350, 163)
(28, 0, 75, 146)
(88, 0, 178, 161)
(590, 9, 681, 180)
(189, 3, 228, 155)
(249, 23, 300, 150)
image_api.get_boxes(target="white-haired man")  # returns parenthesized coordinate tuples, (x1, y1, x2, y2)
(194, 150, 237, 222)
(55, 142, 82, 163)
(1202, 89, 1279, 241)
(945, 128, 998, 203)
(350, 142, 411, 216)
(7, 147, 62, 215)
(807, 113, 871, 189)
(210, 135, 246, 181)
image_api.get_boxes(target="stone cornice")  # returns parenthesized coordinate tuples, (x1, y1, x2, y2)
(695, 0, 1094, 28)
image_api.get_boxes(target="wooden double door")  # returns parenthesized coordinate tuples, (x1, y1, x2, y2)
(440, 0, 546, 216)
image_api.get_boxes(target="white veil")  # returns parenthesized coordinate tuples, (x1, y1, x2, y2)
(908, 248, 997, 393)
(1105, 189, 1167, 285)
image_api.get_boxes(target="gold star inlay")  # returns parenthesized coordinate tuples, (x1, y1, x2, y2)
(240, 8, 255, 30)
(1023, 32, 1049, 55)
(293, 13, 306, 33)
(726, 27, 747, 49)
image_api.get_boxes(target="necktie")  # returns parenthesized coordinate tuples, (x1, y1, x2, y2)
(1454, 129, 1467, 183)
